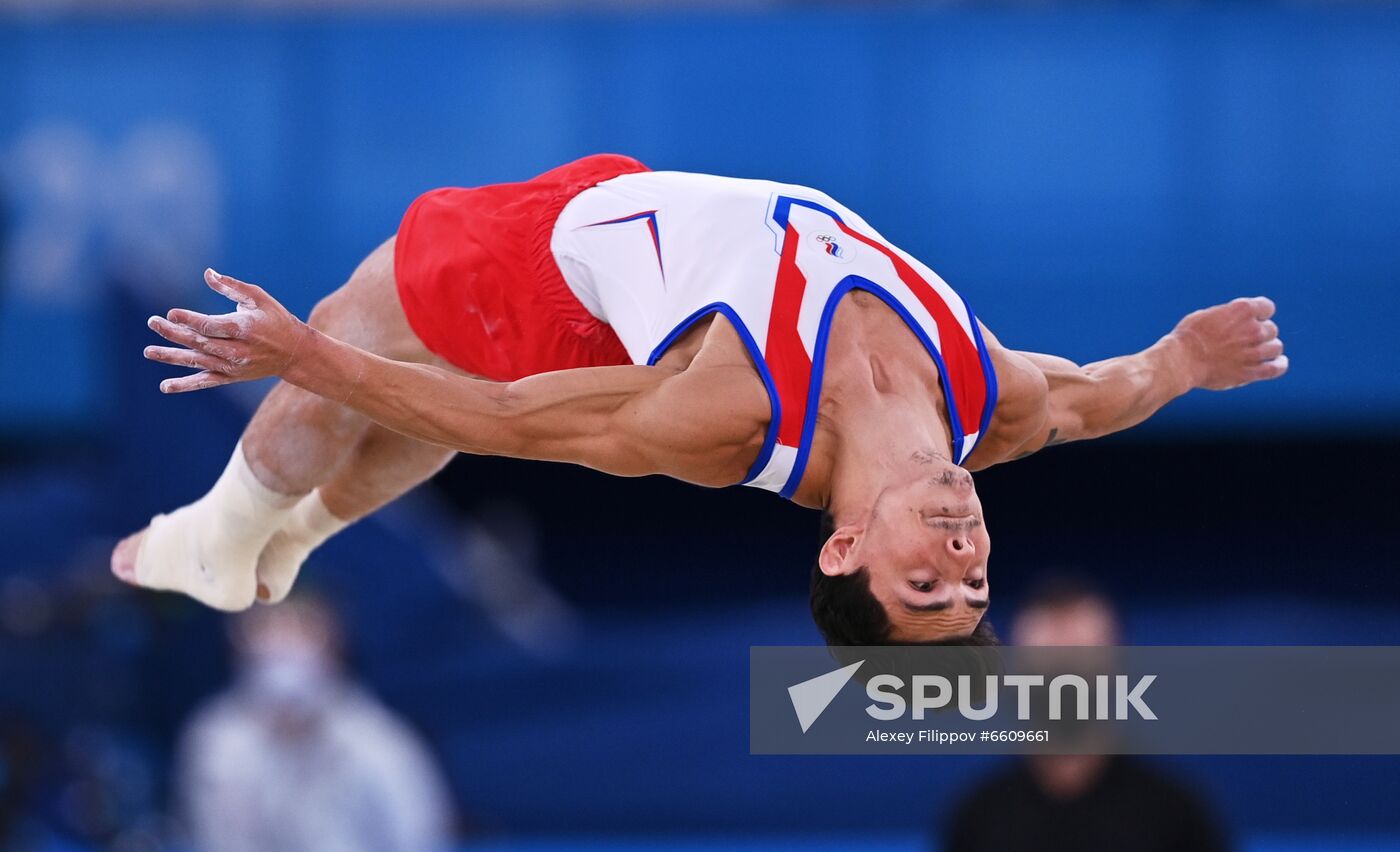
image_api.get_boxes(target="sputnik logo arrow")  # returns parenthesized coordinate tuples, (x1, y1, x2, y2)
(787, 660, 865, 733)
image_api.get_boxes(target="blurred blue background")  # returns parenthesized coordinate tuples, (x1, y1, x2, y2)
(3, 5, 1399, 433)
(0, 3, 1398, 851)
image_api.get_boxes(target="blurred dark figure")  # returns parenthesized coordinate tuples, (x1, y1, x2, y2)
(0, 713, 44, 847)
(173, 593, 454, 852)
(941, 577, 1230, 852)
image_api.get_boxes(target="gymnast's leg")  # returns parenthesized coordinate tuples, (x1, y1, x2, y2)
(254, 424, 457, 604)
(111, 237, 453, 610)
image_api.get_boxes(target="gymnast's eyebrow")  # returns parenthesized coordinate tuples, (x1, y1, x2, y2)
(903, 597, 988, 613)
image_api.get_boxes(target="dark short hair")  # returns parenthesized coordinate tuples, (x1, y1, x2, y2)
(809, 511, 998, 647)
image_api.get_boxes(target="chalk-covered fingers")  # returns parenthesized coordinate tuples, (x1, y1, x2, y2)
(145, 268, 312, 393)
(1231, 295, 1276, 321)
(147, 315, 239, 360)
(167, 307, 242, 339)
(204, 266, 267, 308)
(159, 370, 239, 394)
(1246, 355, 1290, 383)
(143, 344, 227, 373)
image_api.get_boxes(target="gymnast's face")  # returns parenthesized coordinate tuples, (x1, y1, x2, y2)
(821, 466, 990, 641)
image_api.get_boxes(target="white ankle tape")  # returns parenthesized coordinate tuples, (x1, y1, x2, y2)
(256, 489, 349, 604)
(134, 441, 299, 611)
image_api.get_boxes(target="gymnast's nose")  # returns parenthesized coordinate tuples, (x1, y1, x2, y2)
(945, 532, 976, 563)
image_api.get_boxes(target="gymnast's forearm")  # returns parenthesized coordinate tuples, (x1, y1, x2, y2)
(282, 329, 524, 455)
(1074, 335, 1196, 439)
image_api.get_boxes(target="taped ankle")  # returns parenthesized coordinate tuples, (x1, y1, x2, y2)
(133, 441, 299, 611)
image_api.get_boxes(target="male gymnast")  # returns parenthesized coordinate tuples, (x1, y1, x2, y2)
(113, 154, 1288, 644)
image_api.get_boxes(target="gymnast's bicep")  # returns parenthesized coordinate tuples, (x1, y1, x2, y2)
(498, 363, 768, 484)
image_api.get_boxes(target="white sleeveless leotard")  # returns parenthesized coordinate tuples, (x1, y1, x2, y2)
(550, 170, 998, 499)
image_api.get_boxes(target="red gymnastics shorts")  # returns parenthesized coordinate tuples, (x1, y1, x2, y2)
(394, 154, 648, 381)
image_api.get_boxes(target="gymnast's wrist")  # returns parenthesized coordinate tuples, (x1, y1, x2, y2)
(281, 325, 339, 391)
(1154, 332, 1201, 396)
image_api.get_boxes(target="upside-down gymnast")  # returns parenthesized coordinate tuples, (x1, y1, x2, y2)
(112, 154, 1287, 645)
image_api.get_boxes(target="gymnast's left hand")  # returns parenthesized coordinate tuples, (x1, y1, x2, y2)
(1167, 295, 1288, 391)
(144, 268, 313, 393)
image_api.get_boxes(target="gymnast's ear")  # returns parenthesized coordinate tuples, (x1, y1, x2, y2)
(818, 523, 862, 577)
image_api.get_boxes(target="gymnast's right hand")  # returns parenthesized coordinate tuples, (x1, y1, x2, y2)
(145, 268, 314, 393)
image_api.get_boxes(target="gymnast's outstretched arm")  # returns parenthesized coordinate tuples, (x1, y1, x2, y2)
(986, 296, 1288, 463)
(144, 269, 764, 483)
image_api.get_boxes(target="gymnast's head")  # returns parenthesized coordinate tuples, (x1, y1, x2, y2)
(810, 462, 996, 646)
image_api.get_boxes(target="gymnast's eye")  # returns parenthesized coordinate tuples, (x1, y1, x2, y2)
(967, 579, 985, 590)
(909, 580, 934, 593)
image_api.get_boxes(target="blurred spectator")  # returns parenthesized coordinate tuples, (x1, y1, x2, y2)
(941, 576, 1230, 852)
(0, 712, 44, 848)
(174, 593, 454, 852)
